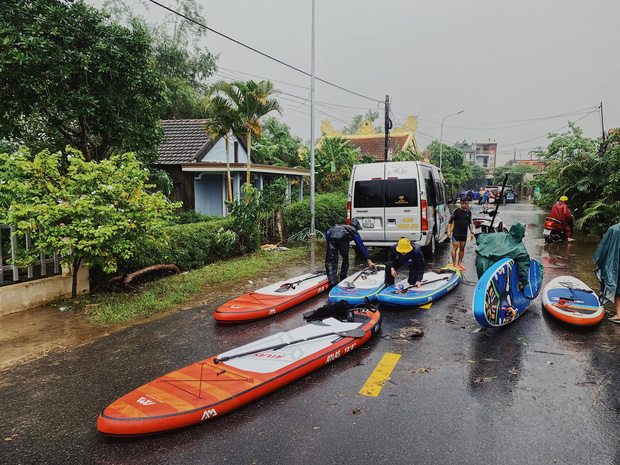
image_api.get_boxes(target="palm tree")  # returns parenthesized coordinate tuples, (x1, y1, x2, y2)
(204, 95, 238, 202)
(210, 80, 281, 187)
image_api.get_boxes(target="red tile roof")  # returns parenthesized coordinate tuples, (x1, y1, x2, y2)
(348, 134, 411, 161)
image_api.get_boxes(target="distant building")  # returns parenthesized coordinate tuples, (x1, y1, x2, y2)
(454, 140, 476, 165)
(473, 140, 498, 175)
(319, 116, 421, 162)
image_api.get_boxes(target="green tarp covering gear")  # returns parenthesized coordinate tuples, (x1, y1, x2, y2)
(476, 223, 530, 285)
(593, 223, 620, 305)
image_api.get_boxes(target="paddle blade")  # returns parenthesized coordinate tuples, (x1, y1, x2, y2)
(337, 328, 366, 338)
(274, 284, 292, 293)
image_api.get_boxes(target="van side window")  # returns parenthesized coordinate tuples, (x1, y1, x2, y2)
(435, 181, 444, 204)
(385, 179, 418, 207)
(425, 178, 437, 207)
(354, 181, 384, 208)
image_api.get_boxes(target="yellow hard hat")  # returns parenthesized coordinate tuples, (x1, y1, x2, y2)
(396, 237, 413, 253)
(560, 196, 568, 201)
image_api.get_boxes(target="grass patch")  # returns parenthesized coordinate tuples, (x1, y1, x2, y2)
(74, 247, 307, 324)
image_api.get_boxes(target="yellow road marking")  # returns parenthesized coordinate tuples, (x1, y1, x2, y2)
(359, 353, 401, 397)
(419, 302, 432, 309)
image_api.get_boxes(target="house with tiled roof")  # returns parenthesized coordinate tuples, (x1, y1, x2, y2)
(319, 115, 421, 161)
(156, 119, 310, 215)
(454, 140, 476, 165)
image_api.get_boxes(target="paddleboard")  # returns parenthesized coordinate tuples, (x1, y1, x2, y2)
(328, 266, 386, 304)
(542, 276, 604, 326)
(214, 271, 329, 323)
(97, 301, 381, 437)
(377, 266, 461, 307)
(473, 258, 544, 328)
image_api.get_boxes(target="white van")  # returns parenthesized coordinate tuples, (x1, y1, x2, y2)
(347, 161, 449, 255)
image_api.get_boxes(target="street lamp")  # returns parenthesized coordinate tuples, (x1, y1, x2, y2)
(439, 110, 464, 171)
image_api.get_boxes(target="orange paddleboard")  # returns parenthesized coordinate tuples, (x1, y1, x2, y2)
(214, 271, 329, 323)
(97, 302, 381, 436)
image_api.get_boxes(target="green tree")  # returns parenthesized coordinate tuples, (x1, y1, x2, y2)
(0, 147, 178, 297)
(103, 0, 218, 119)
(204, 95, 239, 202)
(468, 164, 488, 190)
(492, 164, 539, 193)
(531, 123, 620, 236)
(341, 110, 380, 135)
(252, 117, 308, 168)
(315, 137, 360, 192)
(425, 141, 470, 196)
(0, 0, 169, 164)
(392, 147, 422, 162)
(210, 80, 281, 185)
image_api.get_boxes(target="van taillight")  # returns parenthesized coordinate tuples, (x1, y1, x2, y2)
(421, 199, 428, 230)
(346, 201, 351, 224)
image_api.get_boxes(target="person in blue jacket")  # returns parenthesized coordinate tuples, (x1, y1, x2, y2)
(325, 218, 376, 286)
(481, 189, 491, 213)
(385, 237, 425, 287)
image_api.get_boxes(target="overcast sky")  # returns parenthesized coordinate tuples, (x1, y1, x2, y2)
(89, 0, 620, 166)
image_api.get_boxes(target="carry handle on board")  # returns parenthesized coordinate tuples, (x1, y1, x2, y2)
(275, 270, 326, 293)
(343, 266, 384, 289)
(213, 328, 366, 364)
(393, 275, 450, 294)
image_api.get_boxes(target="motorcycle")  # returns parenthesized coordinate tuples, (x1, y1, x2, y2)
(473, 208, 508, 239)
(543, 217, 568, 243)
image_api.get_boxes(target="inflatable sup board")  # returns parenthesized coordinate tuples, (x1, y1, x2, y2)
(214, 271, 329, 323)
(377, 266, 461, 307)
(542, 276, 604, 326)
(473, 258, 544, 328)
(328, 266, 386, 304)
(97, 301, 381, 437)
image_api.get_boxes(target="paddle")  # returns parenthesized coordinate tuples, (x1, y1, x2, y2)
(393, 275, 450, 294)
(274, 270, 326, 293)
(489, 172, 509, 231)
(343, 266, 381, 289)
(213, 328, 366, 364)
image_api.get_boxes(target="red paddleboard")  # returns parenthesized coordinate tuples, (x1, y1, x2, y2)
(97, 301, 381, 437)
(214, 271, 329, 323)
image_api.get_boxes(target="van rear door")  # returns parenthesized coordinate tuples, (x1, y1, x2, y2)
(384, 163, 421, 243)
(350, 165, 385, 242)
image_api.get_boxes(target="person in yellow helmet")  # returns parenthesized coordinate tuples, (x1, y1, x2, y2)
(548, 196, 574, 240)
(385, 237, 425, 287)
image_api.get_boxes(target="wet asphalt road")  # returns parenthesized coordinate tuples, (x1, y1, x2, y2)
(2, 201, 620, 465)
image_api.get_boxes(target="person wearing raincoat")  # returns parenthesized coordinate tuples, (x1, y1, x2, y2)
(593, 222, 620, 323)
(325, 218, 376, 287)
(548, 196, 574, 239)
(481, 189, 491, 213)
(476, 223, 531, 289)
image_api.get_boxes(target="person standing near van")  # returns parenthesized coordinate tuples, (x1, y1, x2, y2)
(481, 189, 491, 213)
(385, 238, 425, 287)
(325, 218, 376, 286)
(447, 199, 475, 270)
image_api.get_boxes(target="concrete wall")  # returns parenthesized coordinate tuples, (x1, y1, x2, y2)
(0, 266, 89, 317)
(195, 173, 225, 216)
(203, 136, 248, 163)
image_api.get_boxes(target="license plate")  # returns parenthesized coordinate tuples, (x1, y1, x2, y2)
(362, 219, 375, 228)
(543, 229, 551, 236)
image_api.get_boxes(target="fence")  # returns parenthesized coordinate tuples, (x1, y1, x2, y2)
(0, 223, 60, 285)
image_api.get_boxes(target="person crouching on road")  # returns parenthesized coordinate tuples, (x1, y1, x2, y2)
(385, 237, 425, 288)
(448, 199, 475, 271)
(325, 218, 376, 287)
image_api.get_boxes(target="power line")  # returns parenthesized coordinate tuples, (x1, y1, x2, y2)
(146, 0, 382, 104)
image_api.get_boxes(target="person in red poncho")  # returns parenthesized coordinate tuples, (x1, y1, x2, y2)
(548, 196, 574, 239)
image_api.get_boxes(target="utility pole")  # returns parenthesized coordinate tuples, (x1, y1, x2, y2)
(384, 95, 391, 161)
(514, 148, 516, 162)
(309, 0, 316, 237)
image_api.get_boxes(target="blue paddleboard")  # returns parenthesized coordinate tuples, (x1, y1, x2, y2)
(473, 258, 544, 328)
(377, 266, 461, 307)
(328, 266, 386, 304)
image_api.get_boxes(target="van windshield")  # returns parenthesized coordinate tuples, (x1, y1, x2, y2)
(354, 179, 418, 208)
(385, 179, 418, 207)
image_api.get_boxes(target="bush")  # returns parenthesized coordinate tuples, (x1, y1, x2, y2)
(283, 192, 347, 236)
(169, 210, 218, 225)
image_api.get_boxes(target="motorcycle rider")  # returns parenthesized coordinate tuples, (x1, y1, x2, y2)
(548, 196, 575, 241)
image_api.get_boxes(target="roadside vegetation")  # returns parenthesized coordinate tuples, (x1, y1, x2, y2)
(530, 124, 620, 236)
(73, 248, 306, 323)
